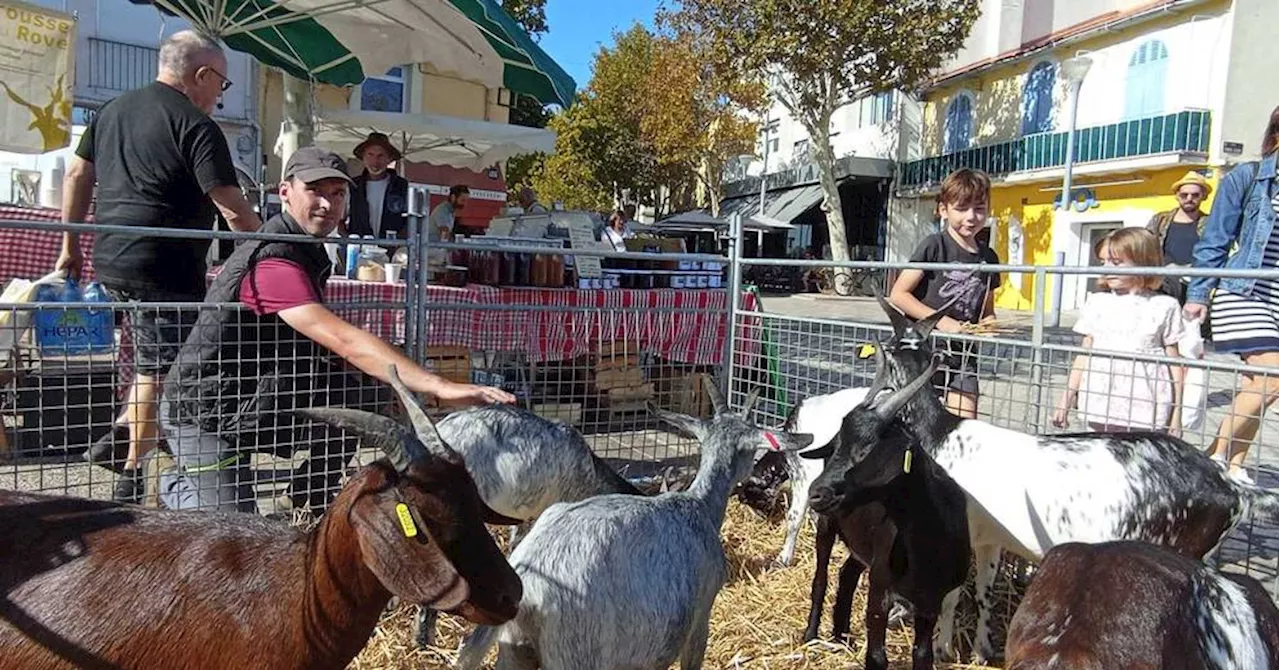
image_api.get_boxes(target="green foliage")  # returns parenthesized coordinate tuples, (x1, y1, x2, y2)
(501, 0, 548, 38)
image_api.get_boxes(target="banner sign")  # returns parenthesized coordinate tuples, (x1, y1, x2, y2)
(0, 0, 75, 154)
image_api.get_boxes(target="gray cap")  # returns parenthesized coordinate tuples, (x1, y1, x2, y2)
(283, 146, 354, 185)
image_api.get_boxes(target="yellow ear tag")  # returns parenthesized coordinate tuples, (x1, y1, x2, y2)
(902, 450, 913, 474)
(857, 343, 877, 359)
(395, 503, 418, 538)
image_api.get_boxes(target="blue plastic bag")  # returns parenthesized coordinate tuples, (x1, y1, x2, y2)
(33, 278, 115, 354)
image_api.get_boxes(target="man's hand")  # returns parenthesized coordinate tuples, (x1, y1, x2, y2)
(435, 382, 516, 406)
(1183, 302, 1208, 322)
(55, 246, 83, 279)
(935, 316, 965, 334)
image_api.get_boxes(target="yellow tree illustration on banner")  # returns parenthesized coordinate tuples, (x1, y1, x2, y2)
(2, 74, 72, 150)
(0, 1, 76, 154)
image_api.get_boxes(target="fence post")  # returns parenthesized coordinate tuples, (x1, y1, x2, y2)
(721, 211, 743, 403)
(404, 186, 427, 362)
(1030, 266, 1048, 428)
(1047, 251, 1065, 328)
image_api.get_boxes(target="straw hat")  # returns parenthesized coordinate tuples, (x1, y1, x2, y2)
(353, 132, 402, 162)
(1171, 170, 1212, 196)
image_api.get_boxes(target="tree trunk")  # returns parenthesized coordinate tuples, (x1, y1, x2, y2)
(810, 124, 852, 295)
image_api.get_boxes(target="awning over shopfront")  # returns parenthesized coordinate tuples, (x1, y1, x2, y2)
(648, 210, 793, 233)
(718, 183, 825, 226)
(314, 108, 556, 170)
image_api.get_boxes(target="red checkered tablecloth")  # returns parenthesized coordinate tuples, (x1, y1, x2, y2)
(0, 205, 97, 285)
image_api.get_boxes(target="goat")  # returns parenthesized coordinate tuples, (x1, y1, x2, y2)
(801, 355, 972, 670)
(1005, 541, 1278, 670)
(738, 386, 872, 566)
(0, 365, 521, 670)
(871, 294, 1280, 664)
(413, 405, 643, 648)
(455, 378, 814, 670)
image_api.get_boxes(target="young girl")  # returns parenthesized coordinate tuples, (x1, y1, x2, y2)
(1053, 228, 1186, 434)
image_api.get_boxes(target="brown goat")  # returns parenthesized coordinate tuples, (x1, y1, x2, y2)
(1006, 541, 1278, 670)
(0, 365, 522, 670)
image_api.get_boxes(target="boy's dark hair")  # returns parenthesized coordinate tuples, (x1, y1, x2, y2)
(936, 168, 991, 209)
(449, 184, 471, 198)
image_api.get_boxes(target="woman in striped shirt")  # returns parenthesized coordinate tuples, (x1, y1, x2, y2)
(1185, 107, 1279, 484)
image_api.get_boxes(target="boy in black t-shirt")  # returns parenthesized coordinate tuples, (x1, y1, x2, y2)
(890, 168, 1001, 419)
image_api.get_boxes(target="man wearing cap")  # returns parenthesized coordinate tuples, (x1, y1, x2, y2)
(1146, 170, 1213, 304)
(156, 147, 515, 514)
(347, 131, 410, 240)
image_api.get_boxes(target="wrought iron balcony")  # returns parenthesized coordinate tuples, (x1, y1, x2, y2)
(899, 109, 1211, 189)
(85, 38, 158, 94)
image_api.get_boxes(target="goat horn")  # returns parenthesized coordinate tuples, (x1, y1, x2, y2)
(863, 344, 890, 403)
(702, 374, 727, 415)
(875, 292, 911, 341)
(386, 364, 462, 466)
(294, 407, 416, 472)
(874, 357, 940, 422)
(741, 387, 762, 416)
(915, 296, 960, 340)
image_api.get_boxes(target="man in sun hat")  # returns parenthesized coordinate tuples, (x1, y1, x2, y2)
(1146, 170, 1213, 304)
(347, 131, 410, 240)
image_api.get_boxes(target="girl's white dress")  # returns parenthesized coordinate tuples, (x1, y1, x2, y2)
(1073, 290, 1185, 429)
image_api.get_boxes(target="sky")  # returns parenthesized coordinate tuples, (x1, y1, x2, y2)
(537, 0, 662, 92)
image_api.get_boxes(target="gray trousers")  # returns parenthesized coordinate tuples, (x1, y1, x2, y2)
(157, 400, 255, 514)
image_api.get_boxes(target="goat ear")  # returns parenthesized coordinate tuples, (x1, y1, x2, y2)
(648, 402, 709, 441)
(351, 494, 470, 610)
(766, 430, 814, 452)
(798, 441, 834, 460)
(875, 292, 911, 341)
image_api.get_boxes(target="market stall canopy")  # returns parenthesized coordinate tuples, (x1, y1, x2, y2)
(648, 209, 794, 233)
(127, 0, 576, 106)
(315, 108, 556, 170)
(719, 184, 823, 227)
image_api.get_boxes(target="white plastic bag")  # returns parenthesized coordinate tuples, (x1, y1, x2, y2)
(1177, 315, 1209, 432)
(0, 270, 66, 359)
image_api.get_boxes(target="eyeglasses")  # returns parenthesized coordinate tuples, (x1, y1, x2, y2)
(201, 66, 233, 93)
(1176, 191, 1203, 200)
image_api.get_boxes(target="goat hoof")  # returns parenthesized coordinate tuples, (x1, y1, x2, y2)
(932, 641, 955, 663)
(801, 627, 819, 642)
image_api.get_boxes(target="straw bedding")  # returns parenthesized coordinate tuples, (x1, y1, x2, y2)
(348, 498, 1026, 669)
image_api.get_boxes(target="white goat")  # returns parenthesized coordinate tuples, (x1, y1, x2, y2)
(772, 387, 871, 566)
(874, 297, 1280, 664)
(455, 379, 814, 670)
(414, 405, 641, 648)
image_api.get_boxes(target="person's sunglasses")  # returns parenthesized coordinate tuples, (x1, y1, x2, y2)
(201, 66, 233, 93)
(1177, 191, 1203, 200)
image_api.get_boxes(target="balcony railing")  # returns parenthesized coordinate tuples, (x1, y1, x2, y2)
(86, 38, 158, 94)
(899, 109, 1211, 189)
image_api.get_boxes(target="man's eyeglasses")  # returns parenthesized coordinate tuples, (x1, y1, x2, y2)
(201, 66, 233, 93)
(1176, 191, 1204, 201)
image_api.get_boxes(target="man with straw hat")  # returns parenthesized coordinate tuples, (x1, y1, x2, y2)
(347, 131, 410, 240)
(1146, 170, 1213, 304)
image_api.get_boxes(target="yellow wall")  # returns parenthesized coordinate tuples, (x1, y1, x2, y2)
(258, 66, 511, 181)
(985, 165, 1224, 310)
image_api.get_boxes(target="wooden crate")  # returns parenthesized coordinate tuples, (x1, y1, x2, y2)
(595, 367, 645, 391)
(424, 346, 472, 409)
(666, 373, 712, 419)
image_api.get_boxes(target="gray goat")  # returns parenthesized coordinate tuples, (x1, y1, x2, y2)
(414, 405, 642, 648)
(456, 378, 813, 670)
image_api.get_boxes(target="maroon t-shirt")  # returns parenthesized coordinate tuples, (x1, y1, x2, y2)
(239, 259, 321, 315)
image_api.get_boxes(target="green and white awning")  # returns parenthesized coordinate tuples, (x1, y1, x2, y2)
(128, 0, 576, 107)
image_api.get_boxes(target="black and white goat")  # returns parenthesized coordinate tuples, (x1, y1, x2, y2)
(414, 405, 642, 648)
(872, 295, 1280, 663)
(1006, 541, 1278, 669)
(455, 379, 814, 670)
(740, 387, 872, 566)
(801, 356, 972, 670)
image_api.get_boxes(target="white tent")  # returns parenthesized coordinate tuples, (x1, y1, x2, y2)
(313, 108, 557, 170)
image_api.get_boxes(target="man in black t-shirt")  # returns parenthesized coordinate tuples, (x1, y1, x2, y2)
(1145, 171, 1211, 305)
(56, 29, 262, 503)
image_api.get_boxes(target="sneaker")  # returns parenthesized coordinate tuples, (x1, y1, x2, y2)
(84, 425, 130, 474)
(1228, 467, 1256, 487)
(112, 470, 143, 505)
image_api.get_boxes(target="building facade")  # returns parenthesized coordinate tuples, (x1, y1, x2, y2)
(719, 91, 906, 259)
(892, 0, 1278, 311)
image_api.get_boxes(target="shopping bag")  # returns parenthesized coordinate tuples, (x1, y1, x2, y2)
(1177, 315, 1208, 432)
(0, 275, 44, 359)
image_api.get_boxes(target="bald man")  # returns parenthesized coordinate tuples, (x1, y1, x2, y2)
(57, 29, 263, 503)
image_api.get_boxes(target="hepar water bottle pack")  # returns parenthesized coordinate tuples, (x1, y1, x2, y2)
(32, 275, 115, 354)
